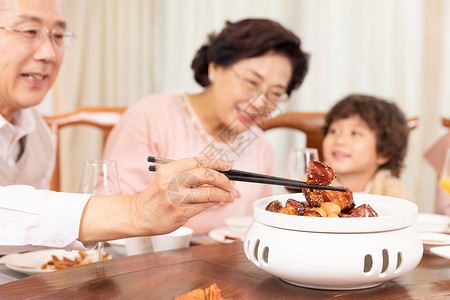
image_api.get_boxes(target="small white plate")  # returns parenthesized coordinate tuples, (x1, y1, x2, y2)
(208, 227, 237, 243)
(419, 232, 450, 252)
(430, 245, 450, 259)
(0, 272, 19, 285)
(417, 213, 450, 233)
(1, 249, 100, 276)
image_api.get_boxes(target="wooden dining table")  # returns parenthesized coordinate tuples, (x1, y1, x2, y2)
(0, 242, 448, 300)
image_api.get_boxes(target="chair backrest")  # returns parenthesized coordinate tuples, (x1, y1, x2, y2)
(443, 117, 450, 128)
(260, 112, 327, 160)
(260, 111, 419, 161)
(42, 106, 127, 192)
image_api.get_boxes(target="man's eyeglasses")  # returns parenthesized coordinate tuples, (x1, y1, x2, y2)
(0, 26, 76, 48)
(230, 68, 289, 107)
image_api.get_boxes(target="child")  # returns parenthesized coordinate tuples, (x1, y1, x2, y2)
(322, 94, 410, 200)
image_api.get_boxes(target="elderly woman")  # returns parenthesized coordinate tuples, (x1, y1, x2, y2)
(104, 18, 309, 235)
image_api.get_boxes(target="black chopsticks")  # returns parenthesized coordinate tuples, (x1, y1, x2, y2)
(147, 156, 346, 192)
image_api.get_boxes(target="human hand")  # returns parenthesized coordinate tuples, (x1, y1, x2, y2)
(132, 156, 236, 235)
(218, 181, 241, 206)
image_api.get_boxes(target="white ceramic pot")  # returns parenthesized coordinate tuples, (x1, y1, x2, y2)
(244, 193, 423, 290)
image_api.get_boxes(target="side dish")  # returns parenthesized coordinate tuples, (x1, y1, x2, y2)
(40, 251, 110, 270)
(174, 283, 227, 300)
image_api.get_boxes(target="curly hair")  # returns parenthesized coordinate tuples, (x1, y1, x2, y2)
(323, 94, 409, 176)
(191, 18, 309, 95)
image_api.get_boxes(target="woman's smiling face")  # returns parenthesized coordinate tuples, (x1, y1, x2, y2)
(209, 52, 292, 134)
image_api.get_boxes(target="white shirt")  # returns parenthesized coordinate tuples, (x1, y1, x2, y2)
(0, 185, 93, 254)
(0, 109, 54, 188)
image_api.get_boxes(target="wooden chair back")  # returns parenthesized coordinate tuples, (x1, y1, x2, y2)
(42, 106, 127, 192)
(443, 117, 450, 128)
(260, 111, 419, 161)
(260, 112, 327, 160)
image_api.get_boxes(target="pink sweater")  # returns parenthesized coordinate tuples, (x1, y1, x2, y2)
(104, 94, 274, 235)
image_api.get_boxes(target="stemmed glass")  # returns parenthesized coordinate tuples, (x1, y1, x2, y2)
(439, 149, 450, 195)
(79, 160, 121, 262)
(285, 148, 319, 193)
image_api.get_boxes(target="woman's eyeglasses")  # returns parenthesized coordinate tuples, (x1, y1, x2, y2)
(0, 25, 76, 48)
(230, 68, 289, 107)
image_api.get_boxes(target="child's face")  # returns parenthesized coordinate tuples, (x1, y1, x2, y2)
(322, 115, 388, 178)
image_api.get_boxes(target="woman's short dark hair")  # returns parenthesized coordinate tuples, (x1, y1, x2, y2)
(323, 94, 409, 176)
(191, 18, 309, 95)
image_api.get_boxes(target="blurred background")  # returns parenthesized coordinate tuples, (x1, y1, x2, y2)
(37, 0, 450, 213)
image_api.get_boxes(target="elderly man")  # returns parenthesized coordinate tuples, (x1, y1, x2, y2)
(0, 0, 235, 253)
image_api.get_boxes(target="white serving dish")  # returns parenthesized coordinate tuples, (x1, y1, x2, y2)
(244, 193, 423, 290)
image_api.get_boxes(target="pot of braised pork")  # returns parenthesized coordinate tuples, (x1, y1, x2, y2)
(244, 161, 423, 290)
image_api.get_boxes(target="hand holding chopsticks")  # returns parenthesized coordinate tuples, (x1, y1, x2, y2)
(148, 156, 346, 192)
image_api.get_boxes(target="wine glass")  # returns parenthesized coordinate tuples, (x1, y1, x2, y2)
(79, 160, 121, 262)
(439, 149, 450, 195)
(285, 148, 319, 193)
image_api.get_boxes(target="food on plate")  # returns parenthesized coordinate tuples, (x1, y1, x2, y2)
(346, 204, 378, 218)
(174, 283, 226, 300)
(322, 187, 355, 213)
(40, 250, 110, 270)
(303, 160, 337, 207)
(306, 160, 336, 186)
(266, 196, 377, 218)
(302, 209, 323, 217)
(320, 202, 341, 216)
(266, 160, 378, 218)
(265, 200, 283, 212)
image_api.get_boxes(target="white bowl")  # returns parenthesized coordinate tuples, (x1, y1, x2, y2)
(107, 239, 126, 256)
(417, 213, 450, 233)
(151, 227, 193, 252)
(244, 193, 423, 290)
(224, 216, 253, 239)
